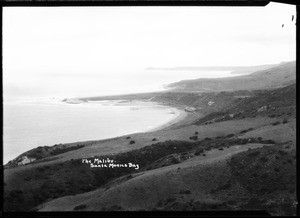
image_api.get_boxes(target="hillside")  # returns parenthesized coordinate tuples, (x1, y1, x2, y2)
(146, 63, 278, 75)
(166, 61, 295, 92)
(37, 142, 296, 215)
(4, 81, 296, 214)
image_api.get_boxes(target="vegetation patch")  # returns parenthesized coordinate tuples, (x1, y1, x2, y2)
(228, 144, 296, 215)
(4, 136, 279, 212)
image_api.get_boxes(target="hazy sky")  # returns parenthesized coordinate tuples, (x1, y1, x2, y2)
(3, 3, 296, 98)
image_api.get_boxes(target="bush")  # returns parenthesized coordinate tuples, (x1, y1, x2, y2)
(74, 204, 87, 210)
(195, 132, 199, 135)
(248, 150, 260, 157)
(24, 176, 32, 181)
(260, 156, 268, 162)
(194, 148, 204, 156)
(264, 139, 275, 144)
(240, 139, 248, 145)
(179, 190, 191, 195)
(189, 136, 198, 140)
(278, 150, 288, 155)
(129, 140, 135, 144)
(226, 134, 235, 138)
(272, 121, 280, 126)
(170, 156, 180, 164)
(152, 138, 157, 141)
(126, 136, 131, 139)
(218, 148, 224, 151)
(283, 119, 288, 124)
(37, 167, 45, 172)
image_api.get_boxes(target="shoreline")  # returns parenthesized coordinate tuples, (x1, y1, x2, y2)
(82, 99, 190, 132)
(145, 107, 188, 132)
(5, 99, 191, 165)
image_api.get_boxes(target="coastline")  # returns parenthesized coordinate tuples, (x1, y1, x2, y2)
(145, 107, 188, 132)
(5, 98, 190, 165)
(82, 98, 190, 132)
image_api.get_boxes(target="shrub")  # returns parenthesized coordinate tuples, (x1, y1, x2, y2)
(257, 137, 262, 142)
(37, 167, 45, 172)
(189, 136, 198, 140)
(74, 204, 87, 210)
(240, 130, 247, 134)
(278, 150, 288, 155)
(260, 156, 268, 162)
(264, 139, 275, 144)
(179, 190, 191, 195)
(240, 139, 248, 145)
(152, 138, 157, 141)
(170, 156, 180, 164)
(195, 132, 199, 135)
(272, 121, 280, 126)
(218, 148, 224, 151)
(194, 148, 204, 156)
(24, 176, 32, 181)
(283, 119, 288, 124)
(129, 140, 135, 144)
(226, 134, 235, 138)
(248, 150, 260, 157)
(126, 136, 131, 139)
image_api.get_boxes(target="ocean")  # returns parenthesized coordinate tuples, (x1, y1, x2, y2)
(3, 99, 181, 164)
(3, 69, 235, 164)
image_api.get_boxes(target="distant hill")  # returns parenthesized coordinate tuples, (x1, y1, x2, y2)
(146, 63, 278, 75)
(166, 61, 296, 92)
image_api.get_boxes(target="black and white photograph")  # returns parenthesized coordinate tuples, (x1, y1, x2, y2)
(2, 1, 297, 215)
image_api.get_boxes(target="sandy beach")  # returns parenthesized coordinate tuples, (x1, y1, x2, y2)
(83, 99, 190, 132)
(147, 107, 188, 132)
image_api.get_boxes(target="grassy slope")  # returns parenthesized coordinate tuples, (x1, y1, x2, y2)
(4, 114, 296, 213)
(4, 81, 296, 214)
(37, 142, 296, 215)
(167, 61, 295, 92)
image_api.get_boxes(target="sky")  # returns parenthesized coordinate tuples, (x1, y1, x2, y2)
(3, 3, 296, 98)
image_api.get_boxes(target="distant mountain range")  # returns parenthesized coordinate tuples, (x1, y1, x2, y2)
(165, 61, 295, 92)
